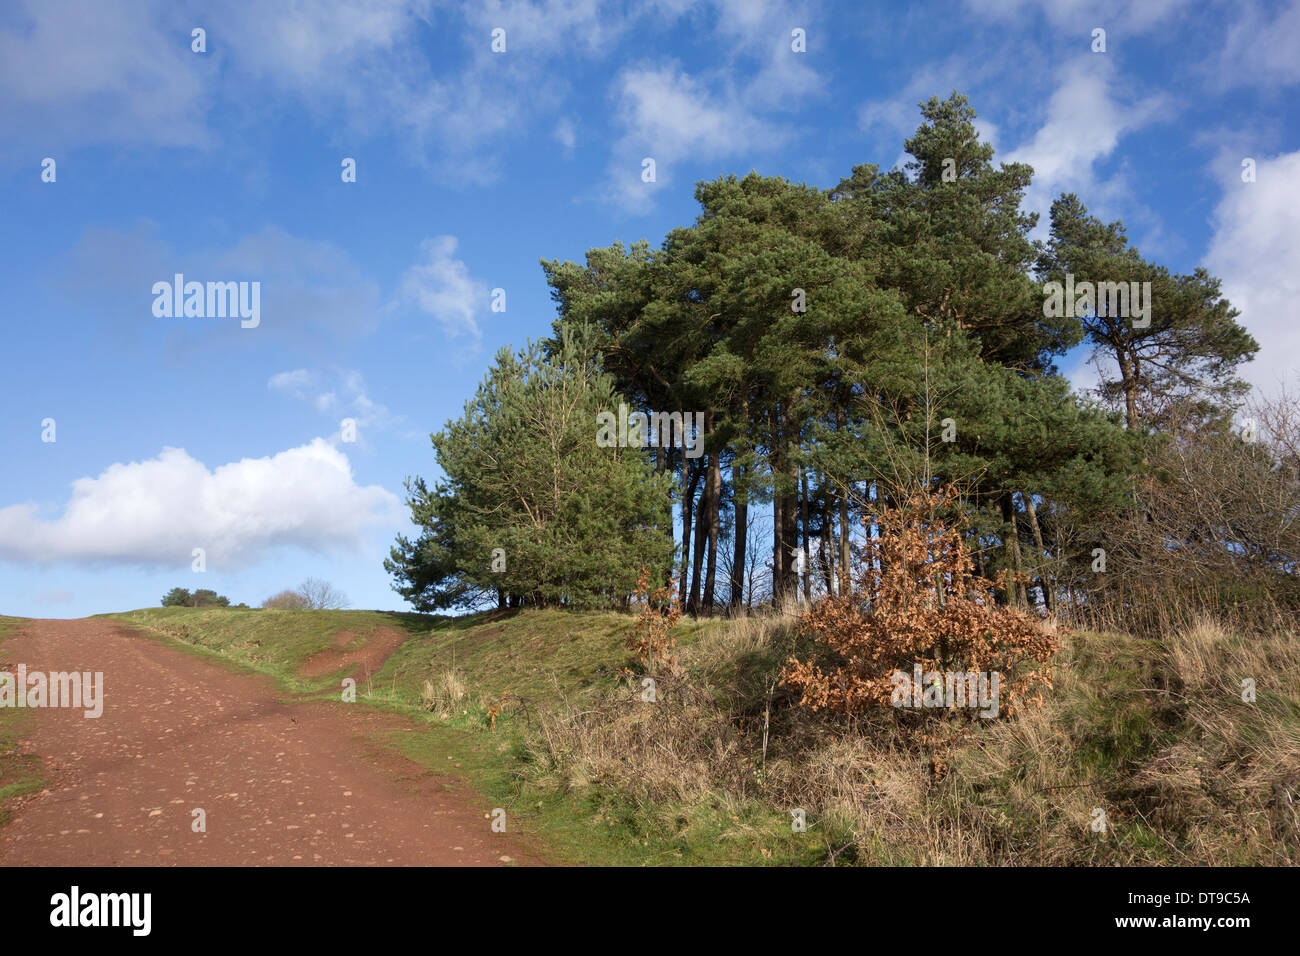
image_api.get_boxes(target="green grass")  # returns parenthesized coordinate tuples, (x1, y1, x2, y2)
(0, 615, 44, 827)
(319, 607, 849, 865)
(373, 606, 718, 702)
(104, 606, 437, 693)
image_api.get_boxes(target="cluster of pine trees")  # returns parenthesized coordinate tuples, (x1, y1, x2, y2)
(387, 93, 1261, 617)
(161, 587, 236, 607)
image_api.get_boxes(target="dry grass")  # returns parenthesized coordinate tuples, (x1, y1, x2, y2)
(421, 668, 473, 718)
(681, 603, 800, 677)
(520, 607, 1300, 865)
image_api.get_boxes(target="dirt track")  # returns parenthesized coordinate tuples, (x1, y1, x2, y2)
(0, 619, 544, 866)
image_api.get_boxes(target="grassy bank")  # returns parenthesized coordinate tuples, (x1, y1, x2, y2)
(106, 605, 1300, 865)
(105, 606, 433, 692)
(507, 612, 1300, 865)
(0, 616, 43, 827)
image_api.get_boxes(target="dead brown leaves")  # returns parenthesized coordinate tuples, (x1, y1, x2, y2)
(782, 489, 1060, 719)
(627, 567, 681, 676)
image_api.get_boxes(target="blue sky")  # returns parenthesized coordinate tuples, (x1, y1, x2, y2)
(1, 0, 1297, 617)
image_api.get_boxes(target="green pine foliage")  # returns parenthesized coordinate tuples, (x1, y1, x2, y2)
(387, 325, 674, 611)
(161, 587, 230, 607)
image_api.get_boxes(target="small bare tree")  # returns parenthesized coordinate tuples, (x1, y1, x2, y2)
(1087, 389, 1300, 632)
(295, 577, 350, 610)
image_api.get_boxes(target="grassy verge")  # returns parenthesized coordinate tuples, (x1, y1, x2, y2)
(0, 616, 43, 827)
(362, 608, 814, 865)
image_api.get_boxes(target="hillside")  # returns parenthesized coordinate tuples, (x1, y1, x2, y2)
(99, 606, 1300, 866)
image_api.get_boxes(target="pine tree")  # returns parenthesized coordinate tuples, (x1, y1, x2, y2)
(386, 325, 674, 611)
(1039, 193, 1258, 430)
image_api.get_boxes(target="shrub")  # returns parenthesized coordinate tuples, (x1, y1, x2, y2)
(261, 589, 309, 610)
(260, 579, 348, 610)
(1085, 392, 1300, 635)
(626, 568, 681, 676)
(782, 489, 1059, 718)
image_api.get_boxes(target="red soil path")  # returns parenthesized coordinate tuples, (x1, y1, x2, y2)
(0, 618, 545, 866)
(300, 626, 409, 680)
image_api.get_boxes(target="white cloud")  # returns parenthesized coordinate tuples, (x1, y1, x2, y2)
(618, 64, 769, 154)
(1204, 150, 1300, 395)
(268, 369, 312, 395)
(599, 0, 822, 212)
(1, 0, 822, 187)
(856, 52, 1003, 158)
(708, 0, 822, 109)
(268, 369, 403, 441)
(0, 0, 209, 159)
(219, 0, 431, 89)
(604, 63, 781, 211)
(1216, 0, 1300, 89)
(554, 117, 577, 150)
(0, 440, 400, 569)
(462, 0, 617, 55)
(0, 0, 609, 181)
(214, 0, 511, 178)
(1006, 61, 1167, 236)
(964, 0, 1190, 32)
(400, 235, 488, 340)
(853, 57, 1164, 241)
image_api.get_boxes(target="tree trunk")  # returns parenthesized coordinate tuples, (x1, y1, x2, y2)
(1001, 492, 1027, 607)
(689, 455, 709, 614)
(772, 491, 784, 603)
(730, 460, 747, 613)
(679, 459, 702, 608)
(659, 445, 673, 587)
(838, 483, 851, 595)
(778, 407, 800, 606)
(1022, 491, 1053, 612)
(800, 467, 811, 603)
(702, 416, 721, 615)
(771, 404, 796, 605)
(820, 484, 834, 595)
(770, 407, 783, 602)
(1116, 348, 1139, 430)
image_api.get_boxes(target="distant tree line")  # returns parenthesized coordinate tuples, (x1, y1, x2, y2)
(161, 578, 349, 611)
(161, 587, 239, 608)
